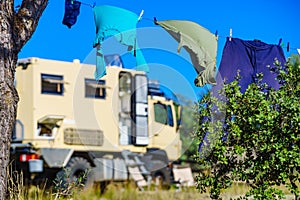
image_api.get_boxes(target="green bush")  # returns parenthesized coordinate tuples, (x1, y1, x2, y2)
(195, 54, 300, 200)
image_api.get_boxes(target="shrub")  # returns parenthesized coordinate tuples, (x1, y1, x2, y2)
(195, 54, 300, 199)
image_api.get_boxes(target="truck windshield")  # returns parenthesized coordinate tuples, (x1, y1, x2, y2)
(154, 103, 174, 127)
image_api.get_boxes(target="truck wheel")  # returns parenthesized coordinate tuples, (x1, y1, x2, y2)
(56, 157, 94, 190)
(153, 172, 165, 189)
(153, 169, 171, 190)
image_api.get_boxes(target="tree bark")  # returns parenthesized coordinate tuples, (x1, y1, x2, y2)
(0, 1, 48, 199)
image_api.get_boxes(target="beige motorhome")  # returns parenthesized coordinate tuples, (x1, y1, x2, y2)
(12, 56, 183, 187)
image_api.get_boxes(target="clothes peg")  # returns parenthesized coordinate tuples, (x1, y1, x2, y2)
(287, 42, 290, 52)
(297, 49, 300, 56)
(229, 28, 232, 41)
(154, 17, 158, 25)
(215, 30, 218, 38)
(278, 38, 282, 46)
(138, 9, 144, 21)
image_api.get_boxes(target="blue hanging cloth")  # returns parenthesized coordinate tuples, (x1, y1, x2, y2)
(62, 0, 81, 28)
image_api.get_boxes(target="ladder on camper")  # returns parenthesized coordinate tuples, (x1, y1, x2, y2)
(121, 150, 151, 190)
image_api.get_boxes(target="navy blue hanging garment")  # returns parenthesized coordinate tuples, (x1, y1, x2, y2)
(62, 0, 81, 28)
(198, 37, 286, 157)
(213, 37, 286, 94)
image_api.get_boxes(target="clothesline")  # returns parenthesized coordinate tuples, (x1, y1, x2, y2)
(80, 1, 95, 8)
(65, 2, 300, 54)
(72, 0, 95, 8)
(224, 35, 298, 53)
(147, 16, 299, 53)
(215, 29, 299, 53)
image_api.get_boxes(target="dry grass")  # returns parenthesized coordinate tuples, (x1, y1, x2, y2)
(6, 167, 300, 200)
(98, 182, 210, 200)
(6, 182, 300, 200)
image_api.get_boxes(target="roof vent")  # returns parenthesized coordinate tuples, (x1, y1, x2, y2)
(73, 59, 80, 64)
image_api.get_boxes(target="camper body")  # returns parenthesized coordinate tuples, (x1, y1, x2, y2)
(10, 57, 183, 187)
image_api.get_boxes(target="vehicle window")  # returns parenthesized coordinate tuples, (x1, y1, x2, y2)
(36, 115, 64, 138)
(135, 75, 147, 103)
(174, 103, 182, 129)
(154, 103, 167, 125)
(37, 123, 53, 137)
(85, 79, 106, 99)
(167, 105, 174, 127)
(119, 72, 132, 145)
(41, 74, 64, 95)
(12, 120, 24, 141)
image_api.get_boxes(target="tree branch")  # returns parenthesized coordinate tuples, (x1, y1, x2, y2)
(13, 0, 48, 53)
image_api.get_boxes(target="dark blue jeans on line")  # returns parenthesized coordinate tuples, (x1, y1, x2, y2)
(214, 37, 286, 94)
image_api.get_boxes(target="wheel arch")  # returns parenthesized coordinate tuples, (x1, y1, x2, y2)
(40, 148, 96, 168)
(71, 151, 96, 167)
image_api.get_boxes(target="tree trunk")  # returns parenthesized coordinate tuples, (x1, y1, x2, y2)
(0, 1, 48, 199)
(0, 3, 18, 199)
(0, 55, 18, 200)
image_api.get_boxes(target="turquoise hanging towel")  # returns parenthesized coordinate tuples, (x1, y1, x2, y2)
(93, 5, 148, 80)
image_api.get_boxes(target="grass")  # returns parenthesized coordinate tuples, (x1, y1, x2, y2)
(99, 182, 209, 200)
(7, 181, 300, 200)
(5, 180, 254, 200)
(220, 181, 250, 199)
(6, 167, 300, 200)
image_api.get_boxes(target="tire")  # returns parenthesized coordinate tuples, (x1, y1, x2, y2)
(153, 170, 171, 190)
(153, 172, 165, 189)
(55, 157, 94, 192)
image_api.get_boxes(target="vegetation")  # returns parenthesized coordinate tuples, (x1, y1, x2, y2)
(53, 168, 90, 199)
(177, 94, 204, 174)
(178, 95, 198, 161)
(7, 179, 299, 200)
(6, 178, 251, 200)
(195, 54, 300, 199)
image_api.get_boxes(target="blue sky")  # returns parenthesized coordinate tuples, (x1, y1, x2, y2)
(17, 0, 300, 102)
